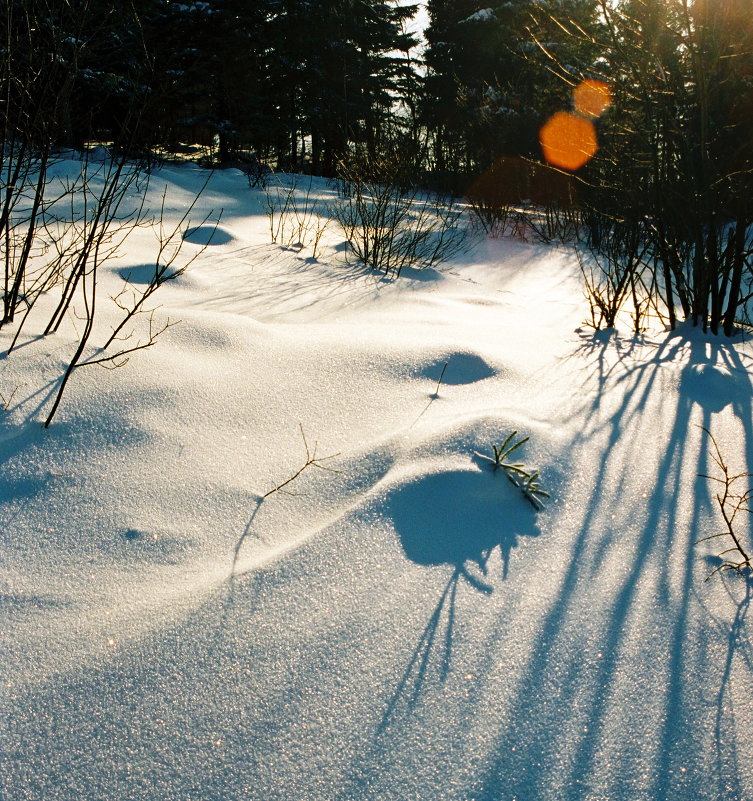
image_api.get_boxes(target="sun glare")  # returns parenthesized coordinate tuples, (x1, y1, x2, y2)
(573, 80, 612, 119)
(539, 111, 598, 172)
(540, 80, 612, 171)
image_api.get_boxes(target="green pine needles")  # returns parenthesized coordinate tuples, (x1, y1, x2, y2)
(475, 432, 551, 511)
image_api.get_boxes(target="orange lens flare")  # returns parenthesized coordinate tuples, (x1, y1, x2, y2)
(539, 111, 597, 172)
(540, 80, 611, 171)
(573, 79, 612, 119)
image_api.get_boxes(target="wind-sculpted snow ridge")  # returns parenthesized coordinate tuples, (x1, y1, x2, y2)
(1, 161, 752, 801)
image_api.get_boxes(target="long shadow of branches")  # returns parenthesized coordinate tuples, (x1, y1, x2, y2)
(180, 242, 385, 321)
(474, 326, 753, 801)
(377, 566, 463, 735)
(695, 575, 753, 801)
(335, 467, 541, 801)
(377, 468, 540, 733)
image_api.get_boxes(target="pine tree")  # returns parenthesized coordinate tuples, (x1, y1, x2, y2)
(261, 0, 418, 174)
(570, 0, 753, 334)
(422, 1, 599, 183)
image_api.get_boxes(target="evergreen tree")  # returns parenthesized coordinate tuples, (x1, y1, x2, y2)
(142, 0, 272, 159)
(422, 0, 599, 183)
(574, 0, 753, 333)
(262, 0, 418, 173)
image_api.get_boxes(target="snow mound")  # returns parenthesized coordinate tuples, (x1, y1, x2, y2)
(182, 225, 234, 245)
(420, 352, 498, 385)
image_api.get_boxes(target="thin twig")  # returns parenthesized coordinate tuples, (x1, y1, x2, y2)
(697, 425, 753, 579)
(432, 361, 448, 399)
(0, 384, 20, 410)
(262, 424, 340, 499)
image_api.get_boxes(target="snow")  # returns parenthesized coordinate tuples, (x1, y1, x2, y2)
(1, 161, 753, 801)
(461, 8, 496, 24)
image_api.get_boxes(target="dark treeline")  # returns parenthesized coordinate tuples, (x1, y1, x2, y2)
(0, 0, 600, 177)
(3, 0, 753, 333)
(3, 0, 420, 174)
(5, 1, 751, 181)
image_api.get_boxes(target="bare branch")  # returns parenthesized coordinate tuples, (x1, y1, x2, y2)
(262, 424, 341, 499)
(697, 425, 753, 579)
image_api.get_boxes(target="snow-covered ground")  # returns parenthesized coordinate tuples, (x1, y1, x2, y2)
(1, 161, 752, 801)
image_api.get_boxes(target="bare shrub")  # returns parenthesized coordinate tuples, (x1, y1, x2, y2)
(577, 214, 651, 332)
(262, 175, 331, 257)
(465, 157, 529, 237)
(0, 147, 211, 427)
(334, 151, 469, 277)
(464, 157, 582, 243)
(0, 0, 208, 428)
(103, 181, 216, 350)
(263, 176, 298, 245)
(526, 198, 582, 245)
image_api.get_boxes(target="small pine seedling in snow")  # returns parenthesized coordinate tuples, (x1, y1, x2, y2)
(475, 431, 551, 511)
